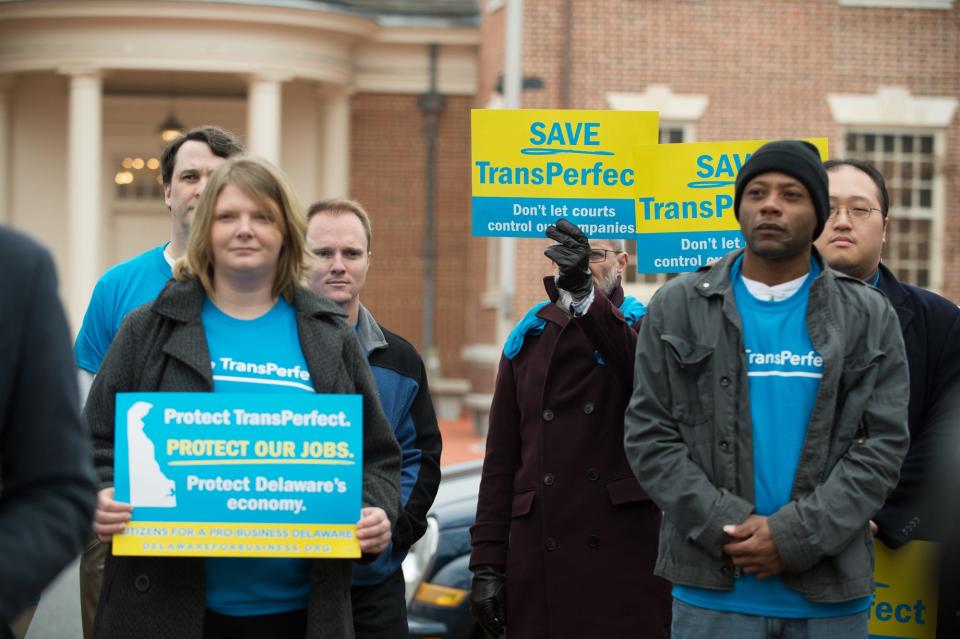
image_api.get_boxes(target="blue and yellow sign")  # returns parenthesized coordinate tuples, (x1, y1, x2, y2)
(632, 138, 829, 273)
(472, 109, 659, 238)
(869, 540, 938, 639)
(112, 392, 362, 558)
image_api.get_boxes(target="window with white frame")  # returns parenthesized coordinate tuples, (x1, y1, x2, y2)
(843, 131, 940, 288)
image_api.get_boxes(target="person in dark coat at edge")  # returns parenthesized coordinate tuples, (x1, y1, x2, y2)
(815, 158, 960, 638)
(469, 219, 671, 639)
(0, 227, 97, 638)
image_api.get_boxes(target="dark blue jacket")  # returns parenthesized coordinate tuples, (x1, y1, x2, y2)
(874, 263, 960, 548)
(0, 228, 97, 624)
(352, 306, 442, 585)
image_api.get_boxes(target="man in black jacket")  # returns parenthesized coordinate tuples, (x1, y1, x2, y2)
(0, 227, 97, 633)
(816, 158, 960, 638)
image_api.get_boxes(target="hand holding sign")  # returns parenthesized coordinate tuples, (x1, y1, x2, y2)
(94, 487, 133, 543)
(545, 219, 593, 298)
(356, 506, 391, 554)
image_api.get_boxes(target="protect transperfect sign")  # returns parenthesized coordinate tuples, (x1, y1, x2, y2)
(112, 392, 362, 558)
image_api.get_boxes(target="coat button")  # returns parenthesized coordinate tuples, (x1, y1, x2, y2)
(586, 468, 599, 481)
(543, 473, 555, 486)
(543, 409, 554, 422)
(587, 535, 600, 548)
(545, 537, 558, 551)
(134, 574, 151, 592)
(720, 377, 730, 387)
(720, 566, 730, 576)
(719, 440, 729, 451)
(583, 403, 594, 414)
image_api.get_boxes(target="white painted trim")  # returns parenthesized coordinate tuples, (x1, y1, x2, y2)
(607, 85, 709, 121)
(827, 87, 958, 128)
(838, 0, 953, 9)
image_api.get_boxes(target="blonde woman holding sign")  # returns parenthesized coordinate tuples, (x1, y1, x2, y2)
(85, 155, 400, 639)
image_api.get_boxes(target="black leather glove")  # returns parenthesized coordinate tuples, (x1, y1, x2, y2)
(544, 218, 593, 298)
(470, 565, 507, 638)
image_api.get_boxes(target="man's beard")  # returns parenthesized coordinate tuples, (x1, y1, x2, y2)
(598, 265, 618, 296)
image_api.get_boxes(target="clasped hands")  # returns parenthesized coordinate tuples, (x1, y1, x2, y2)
(722, 514, 784, 580)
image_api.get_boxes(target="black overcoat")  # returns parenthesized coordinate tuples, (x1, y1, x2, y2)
(470, 278, 670, 639)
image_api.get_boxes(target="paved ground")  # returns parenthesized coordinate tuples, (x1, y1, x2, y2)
(23, 418, 487, 638)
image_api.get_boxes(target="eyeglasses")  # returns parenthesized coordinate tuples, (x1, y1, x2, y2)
(828, 205, 882, 220)
(589, 249, 621, 262)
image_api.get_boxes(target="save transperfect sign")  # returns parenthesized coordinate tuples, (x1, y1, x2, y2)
(632, 138, 829, 273)
(472, 109, 658, 238)
(112, 392, 362, 558)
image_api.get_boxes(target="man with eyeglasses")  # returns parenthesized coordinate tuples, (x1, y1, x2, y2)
(816, 159, 960, 638)
(624, 141, 909, 638)
(469, 219, 671, 639)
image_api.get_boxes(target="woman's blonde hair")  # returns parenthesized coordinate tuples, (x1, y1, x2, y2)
(173, 155, 309, 301)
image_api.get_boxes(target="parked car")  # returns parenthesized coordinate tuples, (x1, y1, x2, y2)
(405, 459, 484, 639)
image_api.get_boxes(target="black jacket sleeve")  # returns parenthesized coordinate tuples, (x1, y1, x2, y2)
(0, 229, 97, 624)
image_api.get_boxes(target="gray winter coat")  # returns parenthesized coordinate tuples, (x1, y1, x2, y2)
(624, 249, 909, 603)
(85, 278, 401, 639)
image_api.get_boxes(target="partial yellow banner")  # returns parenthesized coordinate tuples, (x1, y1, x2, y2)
(869, 539, 939, 639)
(631, 138, 829, 273)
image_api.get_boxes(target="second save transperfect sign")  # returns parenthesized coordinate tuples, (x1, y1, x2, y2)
(112, 392, 363, 558)
(471, 109, 659, 238)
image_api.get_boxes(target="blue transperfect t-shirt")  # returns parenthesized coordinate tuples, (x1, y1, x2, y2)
(674, 256, 870, 618)
(201, 297, 314, 616)
(74, 244, 173, 373)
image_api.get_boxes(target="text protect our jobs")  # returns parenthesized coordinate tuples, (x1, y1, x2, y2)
(630, 138, 829, 274)
(471, 109, 659, 238)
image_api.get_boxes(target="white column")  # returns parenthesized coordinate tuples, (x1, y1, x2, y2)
(497, 0, 524, 344)
(320, 85, 351, 198)
(247, 74, 286, 164)
(0, 76, 12, 224)
(66, 69, 102, 329)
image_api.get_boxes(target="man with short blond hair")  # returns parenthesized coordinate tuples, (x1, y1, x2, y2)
(306, 198, 442, 639)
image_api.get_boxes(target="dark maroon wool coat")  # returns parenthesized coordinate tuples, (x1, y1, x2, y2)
(470, 278, 671, 639)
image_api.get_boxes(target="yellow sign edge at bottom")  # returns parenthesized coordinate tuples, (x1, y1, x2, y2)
(112, 521, 360, 558)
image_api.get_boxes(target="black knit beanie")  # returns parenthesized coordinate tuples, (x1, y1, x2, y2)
(734, 140, 829, 240)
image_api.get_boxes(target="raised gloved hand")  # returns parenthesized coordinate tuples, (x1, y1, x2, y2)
(470, 565, 507, 638)
(544, 218, 593, 298)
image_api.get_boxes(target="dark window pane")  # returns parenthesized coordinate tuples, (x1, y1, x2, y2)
(846, 133, 858, 152)
(882, 161, 896, 179)
(901, 135, 914, 153)
(919, 189, 932, 208)
(902, 163, 913, 180)
(920, 136, 934, 154)
(920, 161, 934, 180)
(865, 134, 876, 152)
(883, 135, 895, 152)
(670, 129, 684, 143)
(897, 240, 910, 260)
(900, 189, 912, 207)
(917, 270, 928, 288)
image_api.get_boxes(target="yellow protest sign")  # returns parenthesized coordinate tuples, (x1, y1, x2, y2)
(869, 539, 939, 639)
(632, 138, 829, 273)
(472, 109, 658, 237)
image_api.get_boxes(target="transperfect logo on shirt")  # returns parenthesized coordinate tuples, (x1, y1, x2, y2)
(745, 349, 823, 378)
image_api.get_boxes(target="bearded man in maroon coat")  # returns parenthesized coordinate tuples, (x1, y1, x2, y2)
(469, 219, 671, 639)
